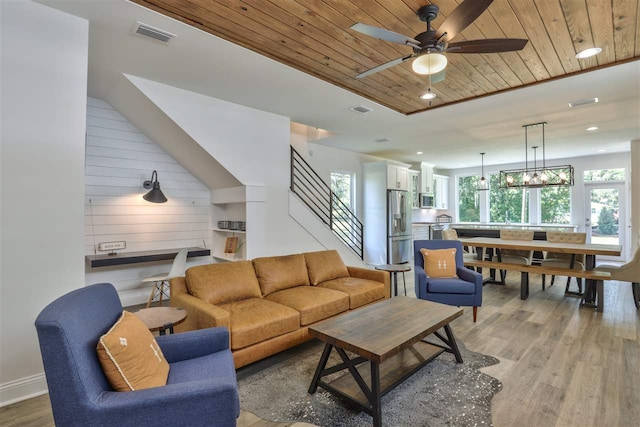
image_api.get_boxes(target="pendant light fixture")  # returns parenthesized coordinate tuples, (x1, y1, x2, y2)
(143, 170, 168, 203)
(499, 122, 574, 188)
(477, 152, 489, 191)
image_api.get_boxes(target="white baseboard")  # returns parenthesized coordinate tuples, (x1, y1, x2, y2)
(0, 373, 48, 408)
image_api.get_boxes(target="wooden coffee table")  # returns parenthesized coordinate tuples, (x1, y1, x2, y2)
(308, 297, 463, 427)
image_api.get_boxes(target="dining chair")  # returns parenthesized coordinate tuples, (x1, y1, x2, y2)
(442, 228, 480, 264)
(540, 231, 586, 292)
(594, 247, 640, 309)
(493, 229, 534, 284)
(414, 240, 483, 322)
(144, 248, 190, 308)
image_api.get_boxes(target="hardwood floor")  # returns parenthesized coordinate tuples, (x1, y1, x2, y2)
(2, 271, 638, 426)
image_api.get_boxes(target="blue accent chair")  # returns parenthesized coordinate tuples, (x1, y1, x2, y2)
(35, 283, 240, 427)
(414, 240, 483, 322)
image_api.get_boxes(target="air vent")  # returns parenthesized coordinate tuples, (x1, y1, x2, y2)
(132, 22, 176, 43)
(350, 105, 373, 114)
(568, 97, 599, 108)
(374, 137, 391, 143)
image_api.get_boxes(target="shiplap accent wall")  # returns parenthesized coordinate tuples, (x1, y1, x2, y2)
(85, 97, 211, 306)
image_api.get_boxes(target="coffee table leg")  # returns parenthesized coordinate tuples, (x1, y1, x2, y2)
(308, 343, 333, 394)
(444, 325, 463, 363)
(370, 362, 382, 427)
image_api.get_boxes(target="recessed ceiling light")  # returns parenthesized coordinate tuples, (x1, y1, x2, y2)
(586, 126, 599, 131)
(598, 149, 606, 152)
(416, 151, 423, 155)
(576, 47, 602, 59)
(420, 91, 437, 100)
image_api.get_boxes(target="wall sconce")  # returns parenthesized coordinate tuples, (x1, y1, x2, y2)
(143, 170, 167, 203)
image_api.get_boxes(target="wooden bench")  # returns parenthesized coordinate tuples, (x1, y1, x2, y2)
(463, 259, 611, 311)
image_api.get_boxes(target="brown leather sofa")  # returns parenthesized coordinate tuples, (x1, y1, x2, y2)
(170, 249, 390, 368)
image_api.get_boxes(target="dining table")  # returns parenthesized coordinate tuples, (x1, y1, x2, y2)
(457, 237, 622, 307)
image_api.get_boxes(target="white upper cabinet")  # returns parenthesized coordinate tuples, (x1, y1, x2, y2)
(387, 164, 409, 191)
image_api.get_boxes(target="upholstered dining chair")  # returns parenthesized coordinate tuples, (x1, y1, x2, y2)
(414, 240, 483, 322)
(493, 229, 534, 284)
(442, 228, 480, 264)
(594, 247, 640, 309)
(540, 231, 587, 292)
(144, 248, 189, 307)
(35, 283, 240, 427)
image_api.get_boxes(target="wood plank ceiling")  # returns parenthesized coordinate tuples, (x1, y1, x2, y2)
(132, 0, 639, 115)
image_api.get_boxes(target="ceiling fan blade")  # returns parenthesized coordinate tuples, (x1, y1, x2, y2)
(351, 23, 421, 48)
(356, 54, 415, 78)
(446, 38, 528, 53)
(435, 0, 493, 42)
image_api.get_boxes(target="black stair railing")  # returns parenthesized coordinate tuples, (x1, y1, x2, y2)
(290, 146, 364, 259)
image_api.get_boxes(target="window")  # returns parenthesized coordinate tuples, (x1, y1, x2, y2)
(540, 186, 571, 223)
(457, 175, 480, 222)
(489, 173, 529, 223)
(330, 171, 354, 211)
(584, 168, 625, 182)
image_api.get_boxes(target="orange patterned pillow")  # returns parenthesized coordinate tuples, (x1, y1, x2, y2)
(420, 248, 458, 278)
(96, 311, 169, 391)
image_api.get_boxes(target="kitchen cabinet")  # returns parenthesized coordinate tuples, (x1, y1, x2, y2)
(433, 174, 449, 210)
(409, 170, 420, 208)
(387, 164, 409, 191)
(412, 224, 431, 240)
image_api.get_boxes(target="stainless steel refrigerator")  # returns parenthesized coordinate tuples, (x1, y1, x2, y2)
(387, 190, 412, 264)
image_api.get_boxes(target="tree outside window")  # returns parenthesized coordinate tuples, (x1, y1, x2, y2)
(489, 173, 529, 223)
(330, 171, 353, 210)
(584, 168, 625, 182)
(458, 175, 480, 222)
(541, 186, 571, 223)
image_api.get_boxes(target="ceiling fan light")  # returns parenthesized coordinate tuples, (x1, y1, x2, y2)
(420, 91, 437, 100)
(412, 53, 447, 75)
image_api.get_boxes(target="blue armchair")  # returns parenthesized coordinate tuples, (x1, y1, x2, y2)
(35, 283, 240, 427)
(414, 240, 483, 322)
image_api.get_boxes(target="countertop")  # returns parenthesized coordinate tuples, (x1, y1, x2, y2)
(451, 223, 579, 230)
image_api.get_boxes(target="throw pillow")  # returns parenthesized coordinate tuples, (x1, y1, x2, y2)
(421, 248, 458, 278)
(96, 311, 169, 392)
(304, 250, 350, 286)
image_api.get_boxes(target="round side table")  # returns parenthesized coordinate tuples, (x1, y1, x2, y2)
(374, 264, 412, 297)
(133, 307, 187, 335)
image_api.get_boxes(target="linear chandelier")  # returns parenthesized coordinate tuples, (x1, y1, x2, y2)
(499, 122, 574, 189)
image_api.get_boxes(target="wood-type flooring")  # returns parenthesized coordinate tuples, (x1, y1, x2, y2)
(1, 270, 638, 427)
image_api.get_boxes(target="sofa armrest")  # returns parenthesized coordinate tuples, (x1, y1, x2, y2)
(170, 292, 230, 332)
(347, 266, 391, 299)
(156, 327, 230, 363)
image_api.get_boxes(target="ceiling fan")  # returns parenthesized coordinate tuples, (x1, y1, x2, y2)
(351, 0, 528, 80)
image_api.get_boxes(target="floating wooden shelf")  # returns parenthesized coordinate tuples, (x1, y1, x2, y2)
(85, 247, 210, 268)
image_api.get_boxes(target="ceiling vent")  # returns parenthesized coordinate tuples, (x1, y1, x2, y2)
(374, 137, 391, 143)
(568, 97, 599, 108)
(350, 105, 373, 114)
(132, 22, 176, 43)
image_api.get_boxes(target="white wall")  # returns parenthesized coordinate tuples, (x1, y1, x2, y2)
(122, 75, 322, 257)
(0, 0, 88, 406)
(631, 140, 640, 249)
(84, 97, 211, 306)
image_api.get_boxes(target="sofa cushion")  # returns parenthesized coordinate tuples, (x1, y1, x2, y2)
(96, 311, 169, 392)
(218, 298, 300, 350)
(186, 261, 262, 305)
(265, 286, 349, 326)
(253, 254, 310, 297)
(317, 277, 386, 309)
(304, 250, 350, 285)
(421, 248, 458, 278)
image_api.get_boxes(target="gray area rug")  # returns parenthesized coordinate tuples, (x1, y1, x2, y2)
(238, 339, 502, 427)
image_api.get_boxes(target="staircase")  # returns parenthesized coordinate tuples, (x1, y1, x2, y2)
(290, 146, 363, 259)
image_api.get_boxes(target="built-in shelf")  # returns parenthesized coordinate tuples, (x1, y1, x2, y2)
(86, 247, 210, 268)
(212, 228, 246, 234)
(211, 252, 244, 262)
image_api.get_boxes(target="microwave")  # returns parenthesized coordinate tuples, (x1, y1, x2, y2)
(419, 193, 434, 209)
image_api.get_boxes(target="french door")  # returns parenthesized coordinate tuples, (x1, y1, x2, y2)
(584, 183, 625, 261)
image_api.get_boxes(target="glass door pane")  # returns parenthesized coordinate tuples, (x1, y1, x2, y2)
(585, 185, 625, 261)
